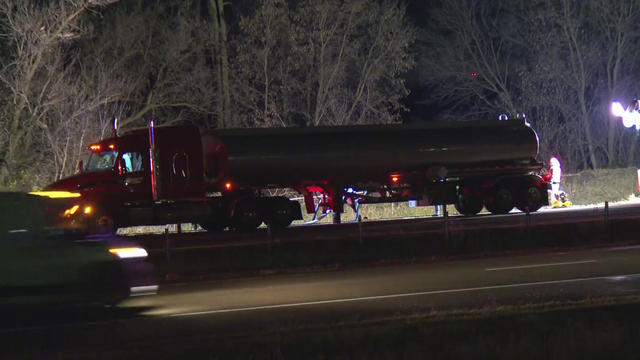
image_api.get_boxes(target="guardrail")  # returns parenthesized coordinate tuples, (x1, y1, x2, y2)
(119, 201, 639, 280)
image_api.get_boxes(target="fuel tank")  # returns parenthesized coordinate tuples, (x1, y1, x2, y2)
(202, 119, 541, 187)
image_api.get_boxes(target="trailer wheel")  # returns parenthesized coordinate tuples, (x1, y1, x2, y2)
(516, 185, 544, 213)
(484, 186, 514, 214)
(455, 186, 483, 216)
(231, 199, 263, 231)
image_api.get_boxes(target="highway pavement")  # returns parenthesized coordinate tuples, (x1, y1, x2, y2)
(5, 242, 640, 357)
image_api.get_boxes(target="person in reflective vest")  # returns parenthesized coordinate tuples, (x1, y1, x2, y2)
(550, 156, 562, 205)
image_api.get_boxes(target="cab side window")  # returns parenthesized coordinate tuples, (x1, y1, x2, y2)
(121, 152, 144, 173)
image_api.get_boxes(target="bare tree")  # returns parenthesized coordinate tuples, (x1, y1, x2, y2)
(209, 0, 232, 129)
(232, 0, 415, 127)
(0, 0, 119, 189)
(87, 0, 218, 130)
(418, 0, 640, 171)
(232, 0, 298, 128)
(591, 0, 640, 166)
(419, 0, 525, 120)
(297, 0, 415, 126)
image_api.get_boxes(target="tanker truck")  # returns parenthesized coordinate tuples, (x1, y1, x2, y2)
(44, 117, 549, 232)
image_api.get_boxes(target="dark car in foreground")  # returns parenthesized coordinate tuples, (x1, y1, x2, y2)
(0, 192, 156, 305)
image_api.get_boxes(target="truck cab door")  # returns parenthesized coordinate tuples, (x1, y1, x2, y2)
(118, 151, 151, 203)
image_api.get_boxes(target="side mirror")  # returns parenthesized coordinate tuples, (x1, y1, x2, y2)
(76, 160, 83, 174)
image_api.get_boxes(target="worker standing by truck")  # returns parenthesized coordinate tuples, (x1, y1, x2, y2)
(550, 157, 561, 201)
(549, 156, 570, 208)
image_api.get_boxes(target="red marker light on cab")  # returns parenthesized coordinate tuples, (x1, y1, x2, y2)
(108, 144, 116, 150)
(89, 144, 102, 152)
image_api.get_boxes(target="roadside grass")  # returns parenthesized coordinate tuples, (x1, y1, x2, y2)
(563, 167, 639, 205)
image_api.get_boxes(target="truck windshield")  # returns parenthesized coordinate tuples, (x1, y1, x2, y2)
(85, 151, 118, 172)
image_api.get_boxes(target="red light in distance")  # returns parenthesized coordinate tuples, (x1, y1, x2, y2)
(391, 175, 400, 183)
(225, 182, 232, 191)
(108, 144, 116, 150)
(89, 144, 102, 152)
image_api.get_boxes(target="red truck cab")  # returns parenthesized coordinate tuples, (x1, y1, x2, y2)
(45, 126, 211, 231)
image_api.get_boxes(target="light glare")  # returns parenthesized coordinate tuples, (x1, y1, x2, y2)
(109, 247, 148, 259)
(64, 205, 80, 216)
(30, 191, 81, 199)
(611, 101, 640, 129)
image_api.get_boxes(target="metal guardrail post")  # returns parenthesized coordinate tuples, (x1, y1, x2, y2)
(267, 223, 273, 261)
(165, 227, 171, 263)
(443, 205, 450, 242)
(525, 206, 531, 243)
(358, 215, 363, 245)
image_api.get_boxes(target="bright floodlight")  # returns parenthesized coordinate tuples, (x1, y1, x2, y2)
(611, 101, 640, 129)
(611, 101, 625, 117)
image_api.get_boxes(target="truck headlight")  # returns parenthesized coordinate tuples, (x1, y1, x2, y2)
(109, 247, 148, 259)
(64, 205, 80, 216)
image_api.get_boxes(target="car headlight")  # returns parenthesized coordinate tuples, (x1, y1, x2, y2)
(109, 247, 148, 259)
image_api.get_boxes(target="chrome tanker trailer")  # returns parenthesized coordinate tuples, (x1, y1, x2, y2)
(204, 117, 547, 222)
(45, 117, 548, 232)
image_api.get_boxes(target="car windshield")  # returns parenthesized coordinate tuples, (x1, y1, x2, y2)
(85, 151, 118, 172)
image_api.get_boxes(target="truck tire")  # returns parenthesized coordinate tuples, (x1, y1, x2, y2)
(200, 200, 228, 232)
(93, 212, 116, 234)
(231, 199, 263, 231)
(264, 197, 295, 229)
(455, 186, 483, 216)
(484, 186, 514, 214)
(199, 220, 226, 232)
(516, 185, 544, 213)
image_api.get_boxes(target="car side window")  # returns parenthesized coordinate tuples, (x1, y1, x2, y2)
(121, 152, 144, 173)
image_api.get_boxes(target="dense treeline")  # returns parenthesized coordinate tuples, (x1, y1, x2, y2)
(0, 0, 638, 190)
(0, 0, 414, 189)
(418, 0, 640, 172)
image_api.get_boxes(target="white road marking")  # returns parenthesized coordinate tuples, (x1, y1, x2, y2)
(484, 260, 597, 271)
(169, 273, 635, 317)
(607, 245, 640, 251)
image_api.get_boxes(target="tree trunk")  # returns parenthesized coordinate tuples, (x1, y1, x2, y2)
(210, 0, 230, 128)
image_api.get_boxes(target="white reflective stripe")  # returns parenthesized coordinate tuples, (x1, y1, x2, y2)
(485, 260, 597, 271)
(8, 229, 28, 233)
